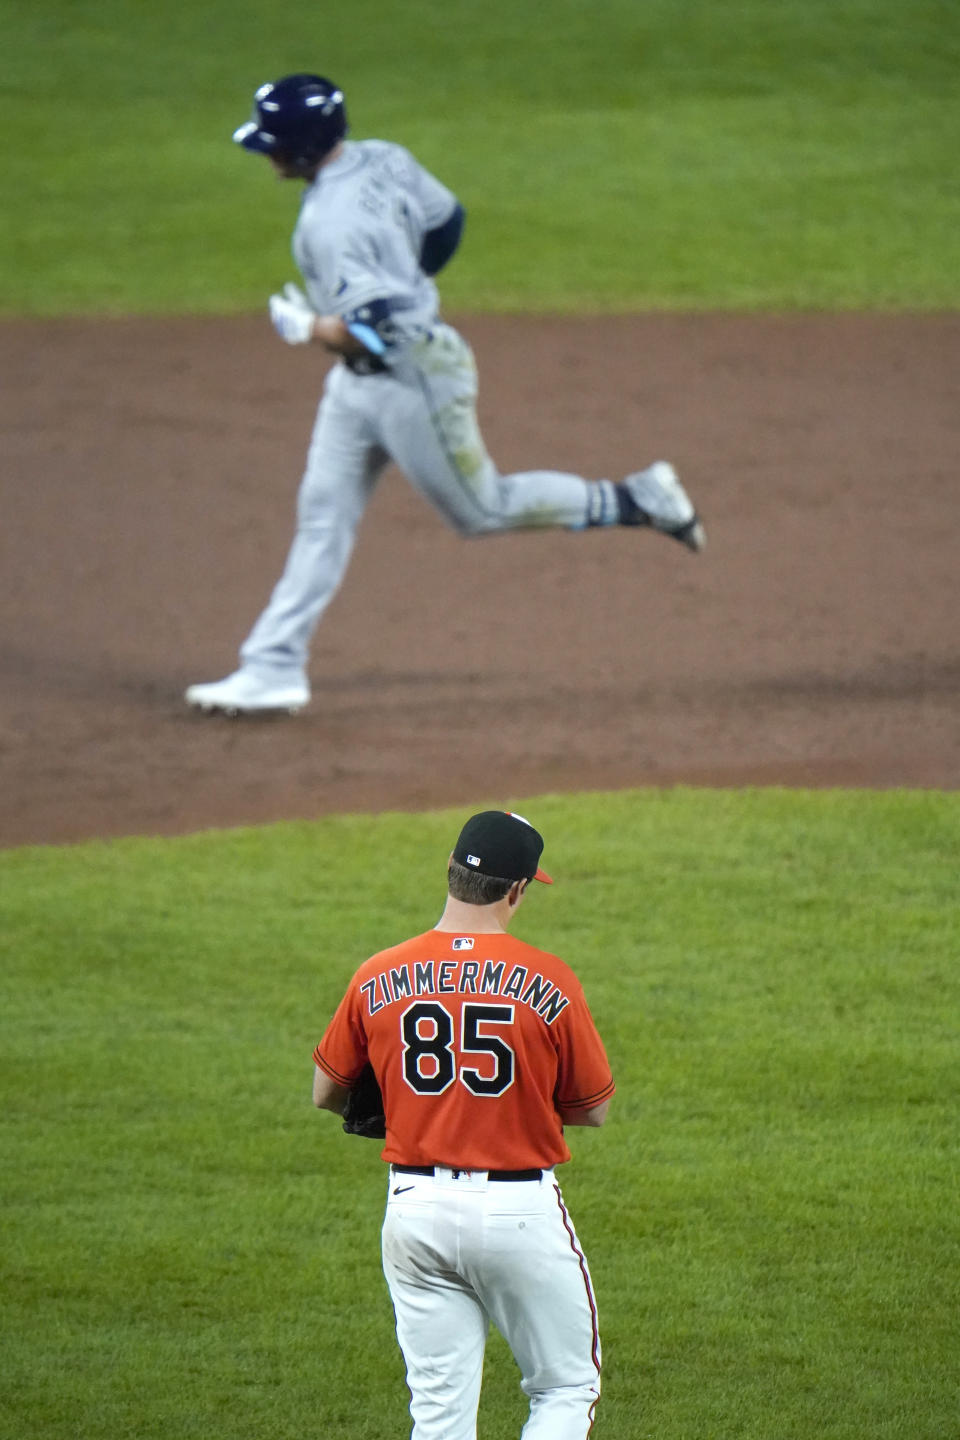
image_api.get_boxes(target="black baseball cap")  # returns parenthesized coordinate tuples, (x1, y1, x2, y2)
(452, 810, 553, 885)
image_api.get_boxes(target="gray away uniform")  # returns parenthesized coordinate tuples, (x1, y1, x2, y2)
(240, 139, 596, 685)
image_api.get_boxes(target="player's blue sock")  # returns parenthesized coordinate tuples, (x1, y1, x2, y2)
(613, 484, 652, 526)
(585, 481, 655, 527)
(585, 481, 621, 526)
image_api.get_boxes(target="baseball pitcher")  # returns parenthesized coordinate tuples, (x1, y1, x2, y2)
(187, 73, 705, 715)
(312, 809, 614, 1440)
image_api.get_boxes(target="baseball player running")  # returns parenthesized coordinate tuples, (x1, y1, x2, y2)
(187, 72, 706, 716)
(312, 809, 614, 1440)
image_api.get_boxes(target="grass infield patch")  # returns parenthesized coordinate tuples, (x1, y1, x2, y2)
(2, 789, 958, 1438)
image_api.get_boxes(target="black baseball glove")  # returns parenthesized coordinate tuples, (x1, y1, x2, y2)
(341, 1062, 386, 1139)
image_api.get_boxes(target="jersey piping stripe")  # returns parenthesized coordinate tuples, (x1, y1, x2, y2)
(558, 1079, 616, 1111)
(312, 1047, 358, 1087)
(552, 1182, 602, 1382)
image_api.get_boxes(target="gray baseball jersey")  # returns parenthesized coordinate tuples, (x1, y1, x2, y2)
(293, 140, 454, 345)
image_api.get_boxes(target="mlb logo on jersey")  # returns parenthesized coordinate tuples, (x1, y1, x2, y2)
(452, 937, 475, 951)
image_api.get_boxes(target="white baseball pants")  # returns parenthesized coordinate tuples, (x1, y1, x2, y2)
(381, 1166, 602, 1440)
(239, 325, 596, 678)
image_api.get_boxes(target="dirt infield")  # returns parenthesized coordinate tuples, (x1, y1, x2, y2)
(2, 313, 957, 848)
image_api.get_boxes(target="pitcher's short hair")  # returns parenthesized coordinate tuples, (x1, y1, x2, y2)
(447, 857, 515, 906)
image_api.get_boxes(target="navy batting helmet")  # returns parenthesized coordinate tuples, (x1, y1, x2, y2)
(233, 74, 348, 169)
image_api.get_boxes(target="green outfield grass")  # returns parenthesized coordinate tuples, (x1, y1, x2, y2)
(2, 789, 958, 1439)
(3, 0, 959, 314)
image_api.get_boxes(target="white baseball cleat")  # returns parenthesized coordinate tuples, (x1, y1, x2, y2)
(623, 461, 706, 553)
(185, 670, 310, 716)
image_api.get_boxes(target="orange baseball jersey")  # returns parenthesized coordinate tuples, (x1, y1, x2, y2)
(313, 928, 615, 1170)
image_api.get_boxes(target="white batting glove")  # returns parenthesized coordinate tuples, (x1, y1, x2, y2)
(268, 283, 316, 345)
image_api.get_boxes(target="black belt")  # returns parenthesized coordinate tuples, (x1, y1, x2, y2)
(393, 1164, 542, 1182)
(343, 352, 388, 375)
